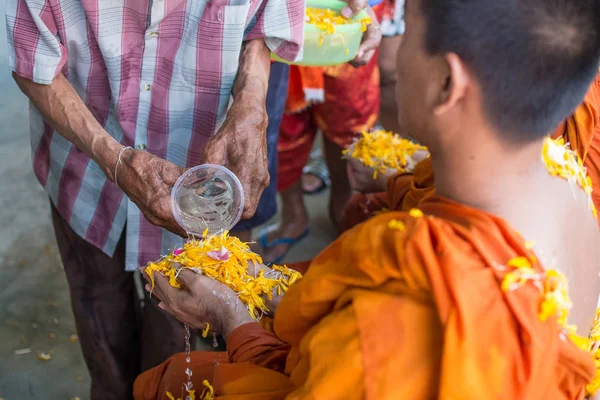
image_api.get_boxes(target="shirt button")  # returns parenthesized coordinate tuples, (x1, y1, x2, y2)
(143, 83, 152, 91)
(137, 144, 147, 150)
(149, 31, 158, 38)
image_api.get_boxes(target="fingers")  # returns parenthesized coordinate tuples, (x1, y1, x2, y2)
(175, 269, 202, 290)
(352, 22, 382, 66)
(341, 0, 367, 18)
(240, 175, 269, 219)
(150, 271, 172, 298)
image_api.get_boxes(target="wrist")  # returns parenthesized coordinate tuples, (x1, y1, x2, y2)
(93, 135, 125, 182)
(229, 95, 268, 130)
(223, 311, 255, 339)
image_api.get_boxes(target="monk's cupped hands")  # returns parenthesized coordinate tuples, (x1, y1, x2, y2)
(347, 157, 394, 194)
(141, 268, 254, 338)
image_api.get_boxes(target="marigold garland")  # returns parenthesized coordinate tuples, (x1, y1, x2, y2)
(145, 229, 302, 320)
(343, 130, 428, 178)
(542, 137, 597, 218)
(498, 250, 600, 397)
(541, 135, 600, 395)
(586, 310, 600, 396)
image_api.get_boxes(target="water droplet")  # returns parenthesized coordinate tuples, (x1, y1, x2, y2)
(212, 332, 218, 348)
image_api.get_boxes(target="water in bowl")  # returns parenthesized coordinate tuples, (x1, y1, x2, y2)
(177, 176, 236, 236)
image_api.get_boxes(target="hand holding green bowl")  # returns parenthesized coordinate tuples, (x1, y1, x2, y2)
(271, 0, 373, 67)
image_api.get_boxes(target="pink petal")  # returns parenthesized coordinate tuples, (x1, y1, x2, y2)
(173, 248, 184, 256)
(208, 246, 229, 261)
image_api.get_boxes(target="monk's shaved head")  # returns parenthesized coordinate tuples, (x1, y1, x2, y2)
(420, 0, 600, 141)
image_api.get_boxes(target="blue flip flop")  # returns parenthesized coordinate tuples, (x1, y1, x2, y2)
(259, 227, 311, 264)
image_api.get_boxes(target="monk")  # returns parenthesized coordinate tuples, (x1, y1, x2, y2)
(342, 75, 600, 232)
(135, 0, 600, 398)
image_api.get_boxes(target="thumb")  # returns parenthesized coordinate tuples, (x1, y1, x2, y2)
(203, 138, 227, 166)
(341, 0, 367, 18)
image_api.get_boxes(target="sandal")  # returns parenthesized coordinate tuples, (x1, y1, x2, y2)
(302, 149, 330, 195)
(259, 227, 311, 264)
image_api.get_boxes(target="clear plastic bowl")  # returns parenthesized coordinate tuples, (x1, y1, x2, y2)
(271, 0, 369, 66)
(171, 165, 244, 237)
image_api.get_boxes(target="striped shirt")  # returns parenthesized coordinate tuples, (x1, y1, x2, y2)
(6, 0, 304, 271)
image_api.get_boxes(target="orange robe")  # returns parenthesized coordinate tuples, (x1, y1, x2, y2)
(134, 199, 595, 399)
(340, 75, 600, 231)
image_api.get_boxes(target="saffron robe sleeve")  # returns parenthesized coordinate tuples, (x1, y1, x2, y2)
(274, 198, 595, 399)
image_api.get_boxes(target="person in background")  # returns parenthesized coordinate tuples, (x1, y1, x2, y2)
(6, 0, 302, 398)
(258, 4, 384, 263)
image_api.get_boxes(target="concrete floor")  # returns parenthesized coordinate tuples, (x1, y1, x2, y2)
(0, 4, 335, 399)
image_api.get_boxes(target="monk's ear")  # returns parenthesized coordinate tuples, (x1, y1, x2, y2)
(433, 53, 469, 117)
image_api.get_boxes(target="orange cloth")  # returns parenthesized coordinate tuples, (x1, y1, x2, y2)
(340, 75, 600, 231)
(134, 323, 295, 400)
(135, 199, 595, 399)
(285, 66, 325, 114)
(340, 157, 435, 231)
(553, 75, 600, 212)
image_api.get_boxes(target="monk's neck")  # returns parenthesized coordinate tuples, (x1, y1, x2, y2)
(431, 137, 549, 215)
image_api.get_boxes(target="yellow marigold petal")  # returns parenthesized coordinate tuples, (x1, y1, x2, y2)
(388, 219, 406, 231)
(501, 272, 520, 292)
(409, 208, 424, 218)
(506, 256, 532, 269)
(202, 323, 210, 339)
(542, 137, 596, 219)
(165, 392, 176, 400)
(201, 380, 215, 400)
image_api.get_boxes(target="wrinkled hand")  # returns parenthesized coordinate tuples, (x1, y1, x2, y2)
(204, 103, 269, 220)
(347, 158, 394, 194)
(117, 149, 186, 236)
(142, 268, 254, 338)
(342, 0, 382, 67)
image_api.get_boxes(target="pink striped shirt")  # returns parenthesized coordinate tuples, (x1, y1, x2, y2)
(6, 0, 303, 270)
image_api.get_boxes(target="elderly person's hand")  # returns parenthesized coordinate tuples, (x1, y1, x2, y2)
(203, 101, 269, 220)
(142, 269, 254, 338)
(204, 39, 271, 220)
(117, 149, 187, 236)
(341, 0, 382, 67)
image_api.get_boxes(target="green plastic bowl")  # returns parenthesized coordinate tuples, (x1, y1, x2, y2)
(271, 0, 369, 66)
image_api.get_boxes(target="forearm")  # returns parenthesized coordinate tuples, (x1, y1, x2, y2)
(13, 72, 122, 180)
(231, 39, 270, 112)
(227, 322, 290, 373)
